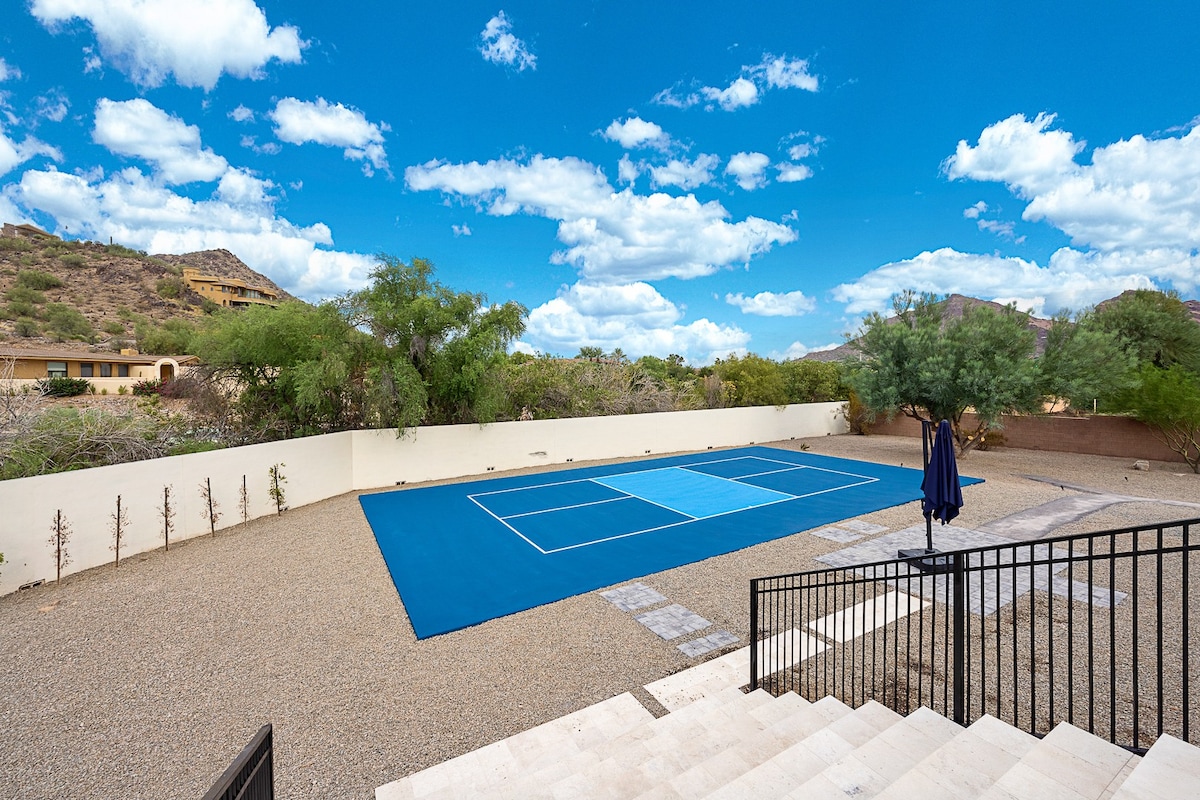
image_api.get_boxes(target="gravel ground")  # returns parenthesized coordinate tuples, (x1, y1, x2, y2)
(1, 434, 1196, 800)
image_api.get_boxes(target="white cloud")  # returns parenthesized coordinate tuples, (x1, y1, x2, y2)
(725, 290, 816, 316)
(617, 154, 640, 185)
(35, 90, 70, 123)
(944, 112, 1082, 197)
(963, 200, 987, 219)
(269, 97, 389, 175)
(787, 143, 814, 160)
(776, 163, 813, 183)
(649, 153, 719, 190)
(93, 98, 228, 184)
(769, 341, 840, 361)
(832, 246, 1161, 318)
(452, 224, 471, 237)
(725, 151, 770, 190)
(651, 85, 700, 110)
(30, 0, 305, 91)
(753, 54, 818, 92)
(0, 126, 61, 178)
(0, 58, 20, 82)
(701, 77, 759, 111)
(229, 104, 254, 123)
(479, 11, 536, 71)
(603, 117, 669, 150)
(524, 281, 750, 364)
(12, 166, 374, 298)
(405, 154, 796, 284)
(935, 113, 1200, 302)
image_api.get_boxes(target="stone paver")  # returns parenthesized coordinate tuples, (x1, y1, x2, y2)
(840, 520, 889, 534)
(634, 603, 713, 640)
(677, 630, 740, 657)
(810, 527, 863, 543)
(600, 582, 669, 612)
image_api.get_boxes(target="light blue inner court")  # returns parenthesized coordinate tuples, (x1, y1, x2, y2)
(592, 466, 794, 518)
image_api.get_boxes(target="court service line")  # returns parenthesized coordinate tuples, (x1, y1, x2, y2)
(466, 495, 551, 555)
(499, 494, 636, 520)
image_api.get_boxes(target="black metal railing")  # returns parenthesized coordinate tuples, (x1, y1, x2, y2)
(201, 724, 274, 800)
(750, 518, 1199, 752)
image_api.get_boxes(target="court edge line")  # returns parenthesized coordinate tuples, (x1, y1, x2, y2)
(466, 495, 550, 555)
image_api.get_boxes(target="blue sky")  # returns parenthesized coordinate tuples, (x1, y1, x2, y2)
(2, 2, 1199, 363)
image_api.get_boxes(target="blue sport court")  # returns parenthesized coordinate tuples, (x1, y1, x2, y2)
(358, 446, 982, 638)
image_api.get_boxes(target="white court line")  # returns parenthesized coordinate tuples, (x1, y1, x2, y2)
(467, 495, 550, 555)
(500, 494, 636, 520)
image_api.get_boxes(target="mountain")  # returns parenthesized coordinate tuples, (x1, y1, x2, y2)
(0, 233, 292, 353)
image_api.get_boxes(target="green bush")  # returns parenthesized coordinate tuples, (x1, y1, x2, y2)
(13, 317, 39, 337)
(0, 237, 33, 252)
(58, 253, 86, 267)
(105, 243, 146, 259)
(7, 300, 38, 318)
(36, 376, 90, 397)
(6, 286, 46, 305)
(131, 378, 163, 396)
(155, 276, 186, 299)
(101, 320, 125, 335)
(16, 269, 63, 290)
(168, 440, 222, 456)
(43, 303, 94, 342)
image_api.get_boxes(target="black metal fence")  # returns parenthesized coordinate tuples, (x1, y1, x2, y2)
(750, 518, 1199, 752)
(201, 724, 274, 800)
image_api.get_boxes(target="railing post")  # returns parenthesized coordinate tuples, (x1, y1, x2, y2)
(750, 578, 759, 690)
(952, 552, 966, 726)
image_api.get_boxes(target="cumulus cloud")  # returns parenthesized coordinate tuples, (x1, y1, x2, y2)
(12, 166, 374, 298)
(752, 54, 818, 91)
(725, 151, 770, 190)
(932, 112, 1200, 305)
(93, 98, 228, 184)
(228, 104, 254, 123)
(649, 153, 719, 190)
(617, 154, 640, 185)
(725, 290, 816, 316)
(30, 0, 305, 90)
(701, 77, 759, 111)
(269, 97, 389, 176)
(479, 11, 536, 71)
(776, 163, 813, 183)
(452, 224, 471, 237)
(657, 52, 817, 113)
(35, 90, 70, 123)
(405, 154, 796, 283)
(0, 126, 62, 177)
(832, 246, 1162, 318)
(603, 117, 669, 150)
(524, 281, 750, 364)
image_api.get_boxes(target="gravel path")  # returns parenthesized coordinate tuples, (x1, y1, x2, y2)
(1, 434, 1196, 799)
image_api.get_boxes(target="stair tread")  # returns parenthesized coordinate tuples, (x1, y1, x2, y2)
(985, 721, 1138, 800)
(875, 725, 1025, 799)
(1109, 734, 1200, 800)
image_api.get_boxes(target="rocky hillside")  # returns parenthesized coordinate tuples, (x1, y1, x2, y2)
(0, 234, 292, 354)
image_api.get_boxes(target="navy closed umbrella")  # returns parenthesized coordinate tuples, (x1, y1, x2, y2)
(899, 419, 963, 570)
(922, 419, 964, 533)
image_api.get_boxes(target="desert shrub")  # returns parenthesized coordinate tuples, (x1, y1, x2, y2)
(6, 286, 45, 305)
(18, 255, 34, 266)
(116, 305, 135, 321)
(36, 377, 90, 397)
(0, 307, 12, 320)
(117, 384, 127, 395)
(155, 276, 186, 299)
(16, 269, 63, 290)
(168, 439, 222, 456)
(43, 303, 94, 342)
(105, 243, 145, 259)
(101, 320, 125, 335)
(58, 253, 85, 267)
(14, 317, 39, 337)
(199, 297, 220, 314)
(0, 237, 33, 252)
(131, 378, 163, 396)
(7, 300, 39, 318)
(845, 390, 873, 435)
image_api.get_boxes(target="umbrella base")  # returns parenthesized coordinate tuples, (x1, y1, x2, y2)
(898, 548, 954, 574)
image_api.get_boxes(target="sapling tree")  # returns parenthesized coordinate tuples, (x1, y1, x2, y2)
(268, 463, 288, 515)
(48, 510, 72, 582)
(199, 478, 221, 536)
(110, 494, 129, 567)
(161, 485, 175, 551)
(239, 475, 250, 523)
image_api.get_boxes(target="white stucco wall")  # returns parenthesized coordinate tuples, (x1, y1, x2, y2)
(0, 402, 846, 595)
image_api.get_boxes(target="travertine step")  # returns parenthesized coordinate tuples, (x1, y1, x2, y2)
(981, 720, 1139, 800)
(1111, 734, 1200, 800)
(782, 705, 966, 799)
(374, 691, 653, 800)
